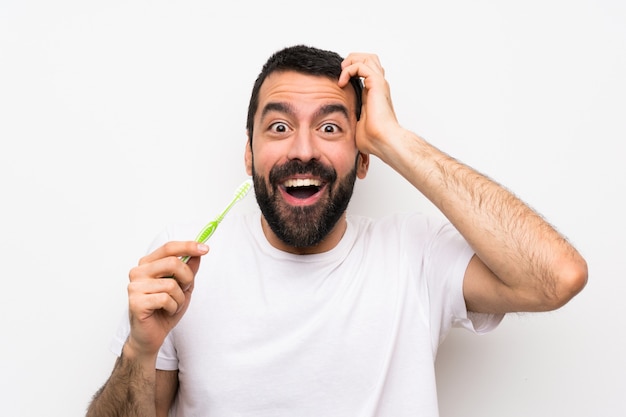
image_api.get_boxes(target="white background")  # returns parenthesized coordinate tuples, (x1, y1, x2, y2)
(1, 1, 625, 416)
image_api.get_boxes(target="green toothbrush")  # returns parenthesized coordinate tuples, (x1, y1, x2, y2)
(180, 178, 253, 263)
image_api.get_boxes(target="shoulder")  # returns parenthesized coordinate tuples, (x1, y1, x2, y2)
(345, 212, 461, 262)
(348, 212, 450, 238)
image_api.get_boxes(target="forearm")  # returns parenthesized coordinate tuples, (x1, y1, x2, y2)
(86, 344, 157, 417)
(380, 129, 586, 306)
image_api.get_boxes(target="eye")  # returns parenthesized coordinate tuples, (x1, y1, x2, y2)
(320, 123, 339, 134)
(269, 122, 289, 133)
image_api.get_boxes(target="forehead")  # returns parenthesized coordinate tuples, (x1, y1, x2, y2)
(257, 70, 356, 115)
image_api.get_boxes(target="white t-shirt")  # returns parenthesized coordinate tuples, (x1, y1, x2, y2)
(112, 211, 503, 417)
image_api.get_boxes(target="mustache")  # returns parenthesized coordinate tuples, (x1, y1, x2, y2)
(268, 160, 337, 185)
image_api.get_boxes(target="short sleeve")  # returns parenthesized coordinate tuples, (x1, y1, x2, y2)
(417, 216, 504, 346)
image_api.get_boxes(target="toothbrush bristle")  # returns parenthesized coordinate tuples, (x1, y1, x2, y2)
(191, 179, 253, 247)
(234, 179, 253, 201)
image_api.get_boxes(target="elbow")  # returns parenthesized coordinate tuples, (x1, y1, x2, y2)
(549, 254, 588, 310)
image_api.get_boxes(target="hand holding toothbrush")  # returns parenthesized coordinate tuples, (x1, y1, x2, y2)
(124, 179, 252, 359)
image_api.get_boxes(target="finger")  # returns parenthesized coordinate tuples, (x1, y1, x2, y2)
(341, 53, 383, 70)
(338, 54, 385, 87)
(128, 278, 187, 316)
(139, 241, 209, 265)
(130, 255, 196, 290)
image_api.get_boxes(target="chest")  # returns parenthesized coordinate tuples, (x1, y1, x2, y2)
(172, 255, 431, 412)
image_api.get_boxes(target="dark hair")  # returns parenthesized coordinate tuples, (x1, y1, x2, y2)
(246, 45, 363, 142)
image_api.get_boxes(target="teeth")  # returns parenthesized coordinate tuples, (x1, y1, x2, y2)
(283, 178, 322, 188)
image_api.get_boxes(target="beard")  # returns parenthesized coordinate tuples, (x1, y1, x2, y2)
(252, 157, 358, 248)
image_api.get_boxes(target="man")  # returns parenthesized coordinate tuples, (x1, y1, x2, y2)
(87, 45, 587, 417)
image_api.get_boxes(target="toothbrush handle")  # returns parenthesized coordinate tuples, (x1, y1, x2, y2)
(178, 179, 252, 264)
(196, 221, 219, 244)
(180, 221, 218, 264)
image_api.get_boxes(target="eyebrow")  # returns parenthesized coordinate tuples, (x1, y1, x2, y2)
(261, 102, 294, 119)
(260, 102, 351, 121)
(314, 103, 350, 121)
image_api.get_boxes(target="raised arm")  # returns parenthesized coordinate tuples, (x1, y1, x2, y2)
(339, 53, 588, 314)
(86, 242, 208, 416)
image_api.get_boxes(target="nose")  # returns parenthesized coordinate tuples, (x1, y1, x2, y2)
(286, 129, 321, 162)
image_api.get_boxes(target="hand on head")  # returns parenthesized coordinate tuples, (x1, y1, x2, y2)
(339, 53, 403, 159)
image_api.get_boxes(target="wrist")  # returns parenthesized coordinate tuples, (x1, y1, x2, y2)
(123, 337, 159, 369)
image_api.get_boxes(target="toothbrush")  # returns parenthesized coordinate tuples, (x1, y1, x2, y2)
(180, 178, 253, 263)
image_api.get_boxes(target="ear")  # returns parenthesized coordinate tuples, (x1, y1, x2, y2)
(244, 134, 253, 176)
(356, 152, 369, 179)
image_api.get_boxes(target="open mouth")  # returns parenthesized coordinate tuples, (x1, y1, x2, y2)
(283, 178, 323, 200)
